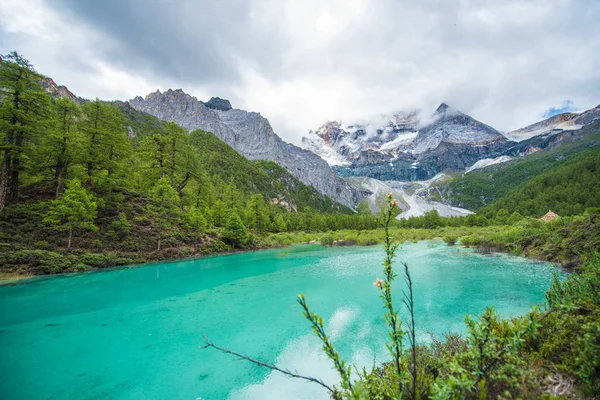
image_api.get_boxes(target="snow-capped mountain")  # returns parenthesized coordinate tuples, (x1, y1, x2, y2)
(300, 112, 420, 166)
(301, 103, 508, 181)
(505, 113, 581, 142)
(505, 105, 600, 142)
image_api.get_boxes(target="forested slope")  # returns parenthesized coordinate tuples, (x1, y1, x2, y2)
(447, 125, 600, 211)
(0, 52, 377, 276)
(479, 149, 600, 218)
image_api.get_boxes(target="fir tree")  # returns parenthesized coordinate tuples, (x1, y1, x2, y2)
(222, 211, 249, 248)
(0, 51, 50, 214)
(43, 179, 98, 249)
(147, 177, 180, 251)
(245, 194, 269, 233)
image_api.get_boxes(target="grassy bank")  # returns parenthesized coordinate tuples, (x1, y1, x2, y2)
(264, 214, 600, 268)
(2, 212, 597, 279)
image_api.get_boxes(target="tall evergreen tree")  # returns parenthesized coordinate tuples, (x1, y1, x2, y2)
(0, 51, 50, 214)
(222, 211, 249, 248)
(79, 100, 129, 187)
(147, 177, 180, 251)
(186, 206, 207, 248)
(40, 98, 82, 197)
(245, 194, 269, 233)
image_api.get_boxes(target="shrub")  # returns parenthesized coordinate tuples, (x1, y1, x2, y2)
(4, 250, 71, 274)
(77, 253, 108, 268)
(442, 235, 457, 246)
(33, 240, 51, 250)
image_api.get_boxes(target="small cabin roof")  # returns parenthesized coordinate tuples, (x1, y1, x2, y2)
(540, 210, 560, 221)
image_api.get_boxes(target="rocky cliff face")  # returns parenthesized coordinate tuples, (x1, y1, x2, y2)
(40, 78, 78, 101)
(129, 89, 361, 208)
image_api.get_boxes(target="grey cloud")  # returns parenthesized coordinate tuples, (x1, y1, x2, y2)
(1, 0, 599, 142)
(53, 0, 284, 85)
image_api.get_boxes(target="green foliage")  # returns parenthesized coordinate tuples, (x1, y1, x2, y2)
(43, 179, 98, 249)
(221, 211, 249, 249)
(146, 177, 180, 251)
(0, 51, 50, 214)
(442, 235, 457, 246)
(1, 249, 71, 274)
(186, 206, 207, 247)
(542, 254, 600, 393)
(36, 97, 82, 197)
(481, 150, 600, 218)
(109, 212, 131, 241)
(448, 134, 600, 215)
(79, 99, 130, 187)
(245, 193, 269, 233)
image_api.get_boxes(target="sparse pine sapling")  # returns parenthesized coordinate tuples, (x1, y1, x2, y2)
(43, 179, 98, 250)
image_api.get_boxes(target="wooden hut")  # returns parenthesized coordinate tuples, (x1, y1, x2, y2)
(540, 210, 560, 222)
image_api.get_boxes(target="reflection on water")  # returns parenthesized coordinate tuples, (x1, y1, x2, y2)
(0, 242, 561, 400)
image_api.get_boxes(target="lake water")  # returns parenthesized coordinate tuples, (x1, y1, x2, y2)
(0, 241, 560, 400)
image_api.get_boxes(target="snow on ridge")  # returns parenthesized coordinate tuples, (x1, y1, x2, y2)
(504, 115, 581, 142)
(378, 131, 418, 151)
(300, 134, 351, 166)
(465, 156, 513, 174)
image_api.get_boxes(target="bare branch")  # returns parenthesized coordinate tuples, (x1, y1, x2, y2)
(201, 335, 335, 395)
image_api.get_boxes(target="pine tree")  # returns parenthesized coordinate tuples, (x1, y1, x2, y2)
(147, 177, 180, 251)
(211, 199, 227, 227)
(79, 100, 129, 187)
(39, 98, 82, 197)
(222, 211, 249, 248)
(43, 179, 98, 249)
(186, 206, 207, 248)
(0, 51, 50, 214)
(245, 194, 269, 233)
(110, 212, 131, 241)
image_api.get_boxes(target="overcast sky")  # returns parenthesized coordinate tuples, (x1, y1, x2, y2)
(1, 0, 599, 143)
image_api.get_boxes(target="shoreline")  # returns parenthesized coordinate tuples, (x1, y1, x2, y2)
(0, 238, 566, 286)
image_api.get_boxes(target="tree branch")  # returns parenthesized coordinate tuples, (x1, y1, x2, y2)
(200, 335, 335, 395)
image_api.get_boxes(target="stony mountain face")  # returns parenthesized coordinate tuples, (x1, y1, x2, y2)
(302, 102, 600, 183)
(129, 89, 361, 208)
(40, 78, 78, 101)
(303, 103, 509, 181)
(504, 112, 579, 142)
(500, 105, 600, 158)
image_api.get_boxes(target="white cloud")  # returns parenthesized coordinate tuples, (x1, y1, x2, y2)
(1, 0, 599, 142)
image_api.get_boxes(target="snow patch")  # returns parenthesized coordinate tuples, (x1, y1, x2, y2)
(378, 131, 418, 151)
(347, 176, 472, 219)
(300, 134, 351, 166)
(465, 156, 513, 174)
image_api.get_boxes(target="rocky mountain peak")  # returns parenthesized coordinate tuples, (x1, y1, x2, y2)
(314, 121, 343, 144)
(129, 89, 361, 208)
(40, 78, 77, 101)
(205, 97, 232, 111)
(436, 102, 450, 113)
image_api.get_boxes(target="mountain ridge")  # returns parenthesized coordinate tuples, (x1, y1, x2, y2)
(302, 102, 600, 183)
(129, 89, 362, 208)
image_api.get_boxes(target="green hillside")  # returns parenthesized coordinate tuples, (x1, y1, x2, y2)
(447, 128, 600, 211)
(479, 148, 600, 218)
(0, 53, 377, 276)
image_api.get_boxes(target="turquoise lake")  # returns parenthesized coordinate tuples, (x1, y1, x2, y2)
(0, 241, 561, 400)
